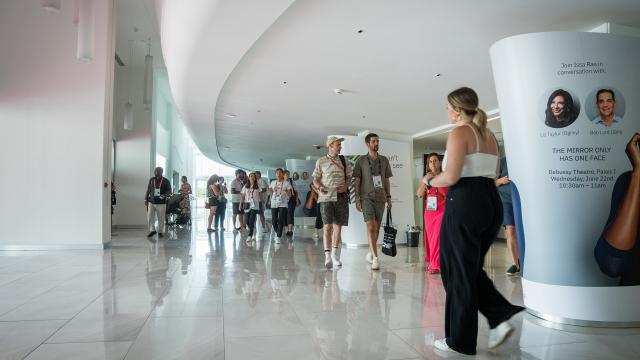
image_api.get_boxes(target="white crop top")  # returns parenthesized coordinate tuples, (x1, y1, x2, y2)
(442, 124, 498, 179)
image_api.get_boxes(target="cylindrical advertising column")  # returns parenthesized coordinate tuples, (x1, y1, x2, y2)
(491, 32, 640, 325)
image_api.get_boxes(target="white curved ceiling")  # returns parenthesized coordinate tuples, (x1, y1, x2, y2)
(155, 0, 640, 169)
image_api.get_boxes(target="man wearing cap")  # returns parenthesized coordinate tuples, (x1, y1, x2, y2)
(313, 136, 353, 269)
(352, 133, 393, 270)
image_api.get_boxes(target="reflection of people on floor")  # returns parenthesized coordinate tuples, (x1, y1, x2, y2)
(146, 242, 171, 305)
(594, 133, 640, 286)
(350, 271, 389, 359)
(270, 239, 299, 309)
(422, 272, 445, 328)
(314, 270, 347, 359)
(238, 238, 264, 308)
(206, 231, 226, 288)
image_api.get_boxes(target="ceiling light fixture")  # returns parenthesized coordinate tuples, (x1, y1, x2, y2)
(123, 40, 134, 130)
(357, 29, 364, 34)
(435, 73, 442, 77)
(42, 0, 62, 13)
(334, 88, 344, 95)
(76, 0, 95, 62)
(224, 113, 237, 118)
(143, 38, 153, 111)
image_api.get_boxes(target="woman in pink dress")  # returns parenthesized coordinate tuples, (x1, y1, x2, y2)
(417, 153, 448, 274)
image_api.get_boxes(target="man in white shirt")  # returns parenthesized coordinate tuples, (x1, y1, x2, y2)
(313, 136, 353, 269)
(268, 168, 292, 243)
(255, 171, 269, 232)
(230, 169, 246, 231)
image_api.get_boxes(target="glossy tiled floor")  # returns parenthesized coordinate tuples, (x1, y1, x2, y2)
(1, 207, 639, 360)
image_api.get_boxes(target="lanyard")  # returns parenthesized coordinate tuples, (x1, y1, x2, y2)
(153, 178, 163, 189)
(366, 154, 381, 175)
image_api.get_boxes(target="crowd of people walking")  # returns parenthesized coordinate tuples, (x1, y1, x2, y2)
(140, 86, 524, 355)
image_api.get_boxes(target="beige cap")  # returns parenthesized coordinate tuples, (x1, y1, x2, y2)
(326, 136, 345, 147)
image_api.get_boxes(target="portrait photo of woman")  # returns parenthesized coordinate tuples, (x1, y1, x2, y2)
(544, 89, 579, 128)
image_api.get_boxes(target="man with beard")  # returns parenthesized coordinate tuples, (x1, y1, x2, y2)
(352, 133, 393, 270)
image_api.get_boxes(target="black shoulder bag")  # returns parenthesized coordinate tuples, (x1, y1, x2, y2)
(339, 155, 351, 203)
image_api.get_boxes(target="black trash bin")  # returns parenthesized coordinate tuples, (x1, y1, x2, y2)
(406, 231, 419, 247)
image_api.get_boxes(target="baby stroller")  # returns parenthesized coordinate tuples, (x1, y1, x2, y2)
(166, 194, 192, 229)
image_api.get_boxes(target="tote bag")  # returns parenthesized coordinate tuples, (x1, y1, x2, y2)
(382, 208, 397, 257)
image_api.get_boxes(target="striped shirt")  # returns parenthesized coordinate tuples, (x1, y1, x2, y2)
(313, 155, 353, 203)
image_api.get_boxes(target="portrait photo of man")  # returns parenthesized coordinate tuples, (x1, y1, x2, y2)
(593, 88, 623, 127)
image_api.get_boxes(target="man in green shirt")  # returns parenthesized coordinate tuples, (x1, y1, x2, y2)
(353, 133, 393, 270)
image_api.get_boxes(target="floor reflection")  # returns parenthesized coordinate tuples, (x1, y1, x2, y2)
(1, 207, 640, 360)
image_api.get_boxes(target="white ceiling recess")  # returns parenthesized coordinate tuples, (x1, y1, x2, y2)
(155, 0, 640, 170)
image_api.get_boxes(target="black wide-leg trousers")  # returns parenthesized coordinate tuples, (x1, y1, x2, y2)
(440, 177, 524, 355)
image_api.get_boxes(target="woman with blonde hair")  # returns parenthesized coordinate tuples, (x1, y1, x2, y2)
(417, 153, 447, 274)
(425, 87, 523, 355)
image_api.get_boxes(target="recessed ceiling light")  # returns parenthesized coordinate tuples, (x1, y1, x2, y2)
(334, 88, 344, 95)
(435, 73, 442, 77)
(357, 29, 364, 34)
(283, 81, 288, 85)
(224, 113, 237, 118)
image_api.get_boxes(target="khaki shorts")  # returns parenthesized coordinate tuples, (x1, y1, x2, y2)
(320, 193, 349, 226)
(362, 198, 386, 223)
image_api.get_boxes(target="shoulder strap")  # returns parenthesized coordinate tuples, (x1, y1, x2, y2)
(463, 123, 481, 153)
(339, 155, 347, 181)
(386, 208, 392, 227)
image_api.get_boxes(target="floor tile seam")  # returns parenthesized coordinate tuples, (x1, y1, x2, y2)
(0, 273, 30, 287)
(0, 282, 70, 319)
(39, 277, 145, 347)
(18, 318, 70, 360)
(384, 327, 425, 358)
(30, 340, 134, 345)
(151, 314, 220, 319)
(120, 299, 161, 360)
(224, 332, 317, 340)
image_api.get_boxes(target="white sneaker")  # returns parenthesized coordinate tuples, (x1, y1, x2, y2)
(488, 321, 514, 349)
(252, 234, 256, 240)
(275, 237, 281, 244)
(371, 257, 380, 270)
(312, 232, 319, 239)
(331, 253, 342, 267)
(325, 255, 333, 269)
(366, 252, 373, 264)
(433, 338, 452, 352)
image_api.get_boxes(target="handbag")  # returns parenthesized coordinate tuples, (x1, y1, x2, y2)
(205, 199, 210, 209)
(382, 208, 397, 257)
